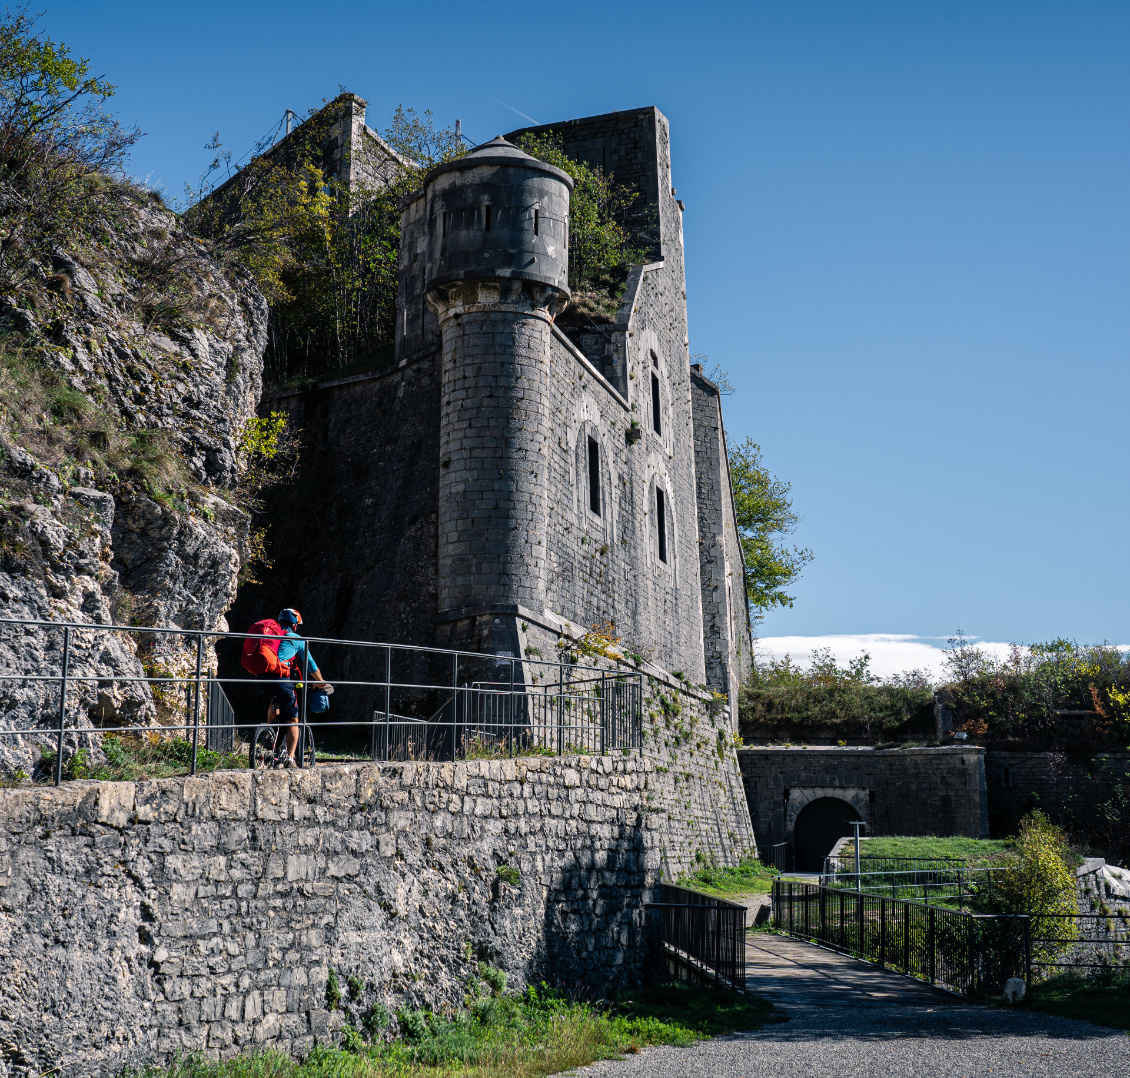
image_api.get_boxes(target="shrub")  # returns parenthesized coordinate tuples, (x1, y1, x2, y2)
(739, 648, 934, 742)
(988, 811, 1078, 964)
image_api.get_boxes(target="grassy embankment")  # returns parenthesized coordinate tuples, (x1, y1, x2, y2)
(136, 983, 778, 1078)
(677, 857, 779, 900)
(859, 836, 1014, 863)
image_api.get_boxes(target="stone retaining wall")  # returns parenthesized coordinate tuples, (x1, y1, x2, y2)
(0, 686, 754, 1076)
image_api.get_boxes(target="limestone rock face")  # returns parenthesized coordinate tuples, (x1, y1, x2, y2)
(0, 190, 268, 771)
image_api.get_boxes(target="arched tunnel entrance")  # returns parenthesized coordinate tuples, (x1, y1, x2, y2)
(794, 796, 860, 871)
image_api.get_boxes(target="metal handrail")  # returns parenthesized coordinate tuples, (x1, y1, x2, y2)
(0, 617, 644, 783)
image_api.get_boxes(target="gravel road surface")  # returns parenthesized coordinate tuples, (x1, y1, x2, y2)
(571, 933, 1126, 1077)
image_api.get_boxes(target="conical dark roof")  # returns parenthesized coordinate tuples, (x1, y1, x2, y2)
(423, 136, 574, 189)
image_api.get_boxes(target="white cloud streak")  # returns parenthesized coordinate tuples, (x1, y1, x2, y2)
(753, 633, 1018, 683)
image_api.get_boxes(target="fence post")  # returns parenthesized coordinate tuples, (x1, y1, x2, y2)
(903, 900, 911, 973)
(927, 906, 936, 984)
(508, 658, 515, 757)
(298, 635, 310, 768)
(54, 626, 70, 787)
(1023, 915, 1031, 985)
(190, 632, 203, 775)
(879, 897, 886, 968)
(384, 645, 391, 762)
(452, 652, 459, 758)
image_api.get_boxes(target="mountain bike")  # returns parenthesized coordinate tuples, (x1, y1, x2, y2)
(249, 722, 315, 769)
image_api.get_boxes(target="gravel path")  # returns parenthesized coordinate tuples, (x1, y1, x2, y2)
(570, 934, 1127, 1077)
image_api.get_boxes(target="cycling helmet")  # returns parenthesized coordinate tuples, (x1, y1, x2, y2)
(278, 608, 302, 629)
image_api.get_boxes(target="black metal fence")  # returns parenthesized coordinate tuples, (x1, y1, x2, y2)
(822, 863, 1007, 908)
(0, 616, 643, 783)
(773, 879, 1030, 994)
(646, 883, 747, 991)
(824, 854, 966, 876)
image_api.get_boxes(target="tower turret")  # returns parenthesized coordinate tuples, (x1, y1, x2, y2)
(422, 138, 573, 650)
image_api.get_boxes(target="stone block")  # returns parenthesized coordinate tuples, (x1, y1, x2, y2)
(255, 772, 290, 821)
(211, 772, 252, 819)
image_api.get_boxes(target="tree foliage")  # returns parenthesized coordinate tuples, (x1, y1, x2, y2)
(0, 8, 139, 293)
(739, 647, 934, 743)
(987, 811, 1078, 964)
(515, 131, 644, 297)
(727, 437, 813, 615)
(186, 102, 468, 385)
(938, 632, 1130, 750)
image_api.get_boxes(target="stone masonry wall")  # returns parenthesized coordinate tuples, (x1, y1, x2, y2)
(984, 751, 1130, 851)
(738, 746, 989, 855)
(689, 367, 753, 707)
(0, 686, 754, 1077)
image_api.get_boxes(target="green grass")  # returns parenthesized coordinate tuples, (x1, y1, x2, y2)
(1022, 972, 1130, 1032)
(35, 735, 247, 783)
(860, 836, 1013, 863)
(677, 857, 778, 898)
(135, 982, 778, 1077)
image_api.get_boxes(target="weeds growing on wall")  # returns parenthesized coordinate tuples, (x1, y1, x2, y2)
(739, 648, 934, 743)
(186, 103, 465, 386)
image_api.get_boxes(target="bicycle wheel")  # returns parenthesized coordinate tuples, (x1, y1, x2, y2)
(297, 724, 316, 768)
(249, 725, 280, 770)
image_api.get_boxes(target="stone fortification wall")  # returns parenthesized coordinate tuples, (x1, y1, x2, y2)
(738, 746, 989, 855)
(0, 684, 754, 1077)
(984, 751, 1130, 852)
(689, 367, 752, 711)
(230, 351, 441, 659)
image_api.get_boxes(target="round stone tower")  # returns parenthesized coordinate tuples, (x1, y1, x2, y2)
(422, 137, 573, 648)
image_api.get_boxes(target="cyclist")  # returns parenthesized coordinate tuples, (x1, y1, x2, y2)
(268, 608, 330, 767)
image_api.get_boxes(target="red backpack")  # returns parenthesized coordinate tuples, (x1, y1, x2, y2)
(240, 618, 288, 677)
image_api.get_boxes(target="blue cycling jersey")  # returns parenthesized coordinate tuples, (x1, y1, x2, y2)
(277, 630, 317, 676)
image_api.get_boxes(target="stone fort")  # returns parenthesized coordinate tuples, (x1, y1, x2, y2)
(231, 100, 753, 709)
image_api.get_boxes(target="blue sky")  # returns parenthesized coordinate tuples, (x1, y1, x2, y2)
(42, 1, 1130, 669)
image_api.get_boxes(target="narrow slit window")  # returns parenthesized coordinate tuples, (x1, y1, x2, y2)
(485, 204, 492, 231)
(534, 208, 539, 236)
(587, 437, 601, 516)
(441, 211, 447, 238)
(656, 488, 667, 563)
(651, 373, 662, 435)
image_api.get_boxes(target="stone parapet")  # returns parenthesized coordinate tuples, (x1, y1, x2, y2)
(0, 681, 754, 1075)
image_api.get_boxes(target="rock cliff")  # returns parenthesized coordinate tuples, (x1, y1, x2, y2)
(0, 184, 267, 771)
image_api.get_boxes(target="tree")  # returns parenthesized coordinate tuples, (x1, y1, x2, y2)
(0, 8, 139, 292)
(728, 437, 813, 615)
(991, 811, 1078, 963)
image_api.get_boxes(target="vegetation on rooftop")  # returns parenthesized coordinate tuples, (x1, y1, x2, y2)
(739, 647, 934, 744)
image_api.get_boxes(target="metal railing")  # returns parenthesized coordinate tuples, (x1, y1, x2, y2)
(0, 616, 643, 784)
(824, 854, 966, 876)
(773, 879, 1030, 995)
(647, 883, 747, 991)
(822, 863, 1007, 908)
(771, 842, 794, 872)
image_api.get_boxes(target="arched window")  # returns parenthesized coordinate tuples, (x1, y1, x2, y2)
(587, 436, 601, 516)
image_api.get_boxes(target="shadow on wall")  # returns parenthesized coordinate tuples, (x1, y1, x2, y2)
(537, 815, 651, 991)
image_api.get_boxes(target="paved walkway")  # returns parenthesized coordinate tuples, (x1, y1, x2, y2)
(571, 933, 1127, 1077)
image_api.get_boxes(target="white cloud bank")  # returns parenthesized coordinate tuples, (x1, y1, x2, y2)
(753, 634, 1018, 683)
